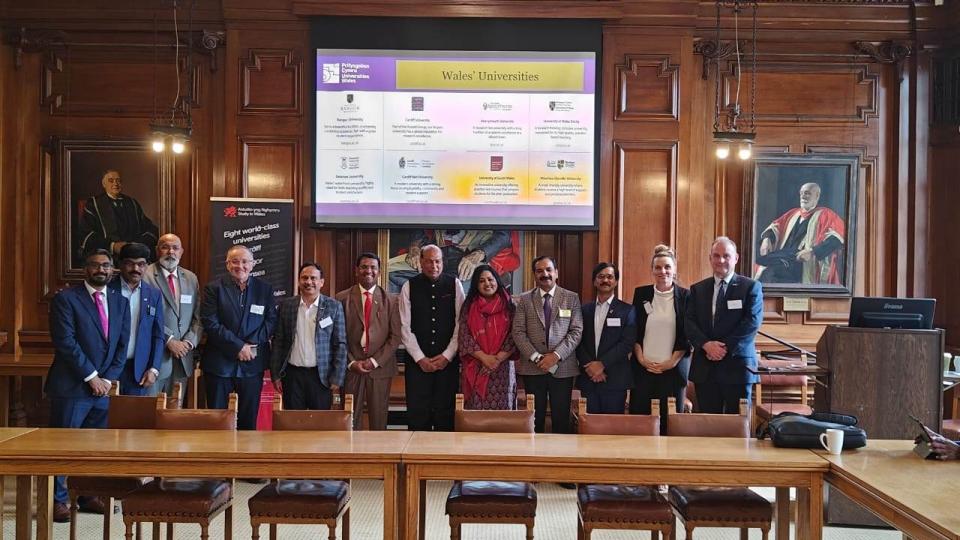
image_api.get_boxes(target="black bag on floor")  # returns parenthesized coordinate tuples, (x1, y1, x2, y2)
(757, 412, 867, 449)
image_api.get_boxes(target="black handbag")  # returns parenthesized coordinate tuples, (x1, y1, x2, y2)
(757, 412, 868, 449)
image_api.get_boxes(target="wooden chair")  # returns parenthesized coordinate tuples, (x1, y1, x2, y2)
(575, 398, 673, 540)
(943, 389, 960, 439)
(67, 381, 183, 540)
(247, 394, 354, 540)
(754, 357, 812, 431)
(121, 393, 238, 540)
(665, 397, 773, 540)
(446, 394, 537, 540)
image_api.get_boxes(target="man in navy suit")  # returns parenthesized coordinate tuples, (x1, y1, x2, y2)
(110, 243, 165, 396)
(46, 248, 131, 521)
(684, 236, 763, 414)
(270, 263, 347, 410)
(201, 245, 277, 430)
(576, 263, 637, 414)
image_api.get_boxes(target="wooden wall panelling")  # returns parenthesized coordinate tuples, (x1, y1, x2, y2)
(239, 48, 302, 115)
(615, 141, 677, 297)
(240, 136, 300, 199)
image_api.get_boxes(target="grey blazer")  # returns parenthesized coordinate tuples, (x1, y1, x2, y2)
(141, 262, 203, 380)
(511, 286, 583, 378)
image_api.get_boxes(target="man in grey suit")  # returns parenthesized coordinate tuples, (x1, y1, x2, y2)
(141, 233, 203, 397)
(512, 255, 583, 433)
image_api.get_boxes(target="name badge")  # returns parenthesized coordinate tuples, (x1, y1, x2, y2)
(250, 304, 265, 315)
(180, 294, 193, 305)
(727, 299, 743, 310)
(148, 305, 156, 317)
(559, 308, 572, 318)
(606, 318, 621, 327)
(319, 316, 333, 329)
(643, 302, 653, 315)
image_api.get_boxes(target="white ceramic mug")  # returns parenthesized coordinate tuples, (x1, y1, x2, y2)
(819, 428, 844, 455)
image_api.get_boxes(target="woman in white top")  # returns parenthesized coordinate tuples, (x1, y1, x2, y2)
(630, 245, 691, 430)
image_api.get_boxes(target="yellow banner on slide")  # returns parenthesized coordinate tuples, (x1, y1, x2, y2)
(396, 61, 584, 91)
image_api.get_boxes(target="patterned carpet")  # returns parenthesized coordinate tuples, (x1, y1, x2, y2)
(3, 480, 900, 539)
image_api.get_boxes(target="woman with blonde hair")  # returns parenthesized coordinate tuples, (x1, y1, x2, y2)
(630, 245, 690, 429)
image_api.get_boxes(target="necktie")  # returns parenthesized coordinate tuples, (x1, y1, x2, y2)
(543, 292, 552, 344)
(362, 291, 372, 354)
(714, 280, 727, 326)
(167, 273, 177, 299)
(94, 291, 109, 339)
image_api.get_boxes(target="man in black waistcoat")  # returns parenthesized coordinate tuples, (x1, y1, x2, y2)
(398, 244, 465, 431)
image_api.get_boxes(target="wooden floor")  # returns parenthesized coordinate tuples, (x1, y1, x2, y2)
(2, 479, 900, 540)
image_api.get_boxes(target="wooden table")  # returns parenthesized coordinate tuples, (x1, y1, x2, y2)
(402, 432, 829, 540)
(0, 428, 37, 540)
(0, 428, 412, 540)
(820, 440, 960, 540)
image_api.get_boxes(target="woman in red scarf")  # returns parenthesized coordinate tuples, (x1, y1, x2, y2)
(457, 264, 517, 409)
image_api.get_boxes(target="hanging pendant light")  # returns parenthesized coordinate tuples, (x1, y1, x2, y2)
(711, 0, 758, 160)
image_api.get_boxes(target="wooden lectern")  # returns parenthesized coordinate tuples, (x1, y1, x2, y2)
(815, 325, 945, 526)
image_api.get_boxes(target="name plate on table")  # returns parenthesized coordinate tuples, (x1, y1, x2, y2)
(783, 297, 810, 312)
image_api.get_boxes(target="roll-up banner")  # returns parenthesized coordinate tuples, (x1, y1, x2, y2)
(208, 198, 294, 304)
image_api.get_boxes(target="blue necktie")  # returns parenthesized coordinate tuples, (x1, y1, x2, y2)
(543, 293, 552, 344)
(714, 280, 726, 327)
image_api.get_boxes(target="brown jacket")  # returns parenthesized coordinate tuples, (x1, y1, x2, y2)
(334, 285, 402, 379)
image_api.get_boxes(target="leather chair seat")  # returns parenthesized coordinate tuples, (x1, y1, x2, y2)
(248, 480, 349, 518)
(756, 403, 814, 419)
(668, 486, 773, 522)
(942, 419, 960, 440)
(123, 479, 232, 517)
(577, 484, 673, 523)
(446, 481, 537, 517)
(68, 476, 150, 496)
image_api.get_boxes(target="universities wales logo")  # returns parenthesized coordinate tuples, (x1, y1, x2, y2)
(322, 63, 341, 84)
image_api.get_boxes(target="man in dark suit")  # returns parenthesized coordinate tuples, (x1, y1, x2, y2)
(684, 236, 763, 413)
(46, 248, 131, 521)
(512, 255, 583, 433)
(201, 245, 277, 430)
(270, 263, 347, 410)
(576, 263, 637, 414)
(142, 233, 203, 397)
(110, 243, 165, 396)
(336, 252, 402, 430)
(398, 244, 465, 431)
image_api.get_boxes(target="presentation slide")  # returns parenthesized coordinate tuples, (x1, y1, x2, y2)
(314, 49, 597, 228)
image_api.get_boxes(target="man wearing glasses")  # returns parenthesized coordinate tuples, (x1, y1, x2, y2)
(46, 248, 131, 521)
(109, 242, 165, 396)
(201, 245, 277, 430)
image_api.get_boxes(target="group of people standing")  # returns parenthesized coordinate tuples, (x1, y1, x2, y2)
(43, 231, 767, 520)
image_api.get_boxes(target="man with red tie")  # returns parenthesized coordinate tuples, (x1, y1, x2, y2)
(336, 252, 402, 429)
(142, 233, 203, 397)
(46, 248, 131, 521)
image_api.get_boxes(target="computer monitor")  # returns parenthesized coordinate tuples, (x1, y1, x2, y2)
(848, 296, 936, 330)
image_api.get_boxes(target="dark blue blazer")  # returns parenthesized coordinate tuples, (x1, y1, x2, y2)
(45, 283, 131, 399)
(108, 278, 165, 380)
(575, 298, 637, 393)
(200, 276, 277, 378)
(684, 274, 763, 385)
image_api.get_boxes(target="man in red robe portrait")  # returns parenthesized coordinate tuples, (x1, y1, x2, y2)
(754, 182, 845, 284)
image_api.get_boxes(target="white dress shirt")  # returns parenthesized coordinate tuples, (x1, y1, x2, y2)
(712, 273, 734, 319)
(643, 287, 676, 363)
(593, 296, 613, 354)
(288, 295, 320, 368)
(120, 280, 142, 361)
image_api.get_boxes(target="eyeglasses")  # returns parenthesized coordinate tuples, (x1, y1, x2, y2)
(86, 262, 113, 270)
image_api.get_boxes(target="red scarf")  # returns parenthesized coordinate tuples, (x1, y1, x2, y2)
(462, 292, 511, 402)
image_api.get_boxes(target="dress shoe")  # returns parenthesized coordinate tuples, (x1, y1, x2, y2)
(52, 502, 71, 523)
(78, 496, 116, 514)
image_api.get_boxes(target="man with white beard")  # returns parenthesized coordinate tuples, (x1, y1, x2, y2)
(142, 233, 203, 397)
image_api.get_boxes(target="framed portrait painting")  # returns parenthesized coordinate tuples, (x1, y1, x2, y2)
(379, 229, 535, 294)
(743, 153, 859, 296)
(44, 138, 173, 290)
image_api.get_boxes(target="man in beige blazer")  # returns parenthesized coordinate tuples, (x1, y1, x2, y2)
(335, 252, 402, 430)
(512, 255, 583, 433)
